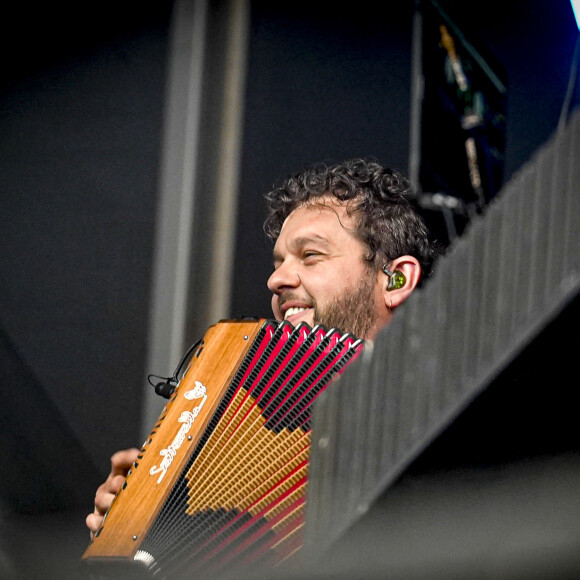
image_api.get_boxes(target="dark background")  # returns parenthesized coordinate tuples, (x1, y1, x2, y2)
(0, 0, 578, 577)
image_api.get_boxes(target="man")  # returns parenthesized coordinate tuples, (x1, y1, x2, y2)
(86, 157, 439, 537)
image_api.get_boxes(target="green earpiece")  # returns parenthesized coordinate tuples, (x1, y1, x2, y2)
(382, 266, 406, 291)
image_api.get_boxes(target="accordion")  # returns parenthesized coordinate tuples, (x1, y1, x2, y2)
(82, 318, 364, 578)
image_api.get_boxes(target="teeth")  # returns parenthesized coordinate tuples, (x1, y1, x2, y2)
(284, 307, 308, 320)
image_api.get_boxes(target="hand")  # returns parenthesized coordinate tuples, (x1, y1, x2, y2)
(86, 447, 140, 540)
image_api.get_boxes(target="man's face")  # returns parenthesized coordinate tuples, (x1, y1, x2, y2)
(267, 198, 389, 339)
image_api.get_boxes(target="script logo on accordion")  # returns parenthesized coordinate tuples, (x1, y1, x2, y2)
(150, 380, 208, 484)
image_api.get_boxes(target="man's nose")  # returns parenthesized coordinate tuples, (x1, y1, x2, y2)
(267, 261, 301, 294)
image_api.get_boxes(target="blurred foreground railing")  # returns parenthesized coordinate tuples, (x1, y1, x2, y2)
(303, 108, 580, 559)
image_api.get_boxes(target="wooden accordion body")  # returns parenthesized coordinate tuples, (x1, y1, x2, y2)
(82, 318, 364, 578)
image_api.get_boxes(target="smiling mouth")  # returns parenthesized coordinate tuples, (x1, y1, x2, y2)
(284, 307, 311, 321)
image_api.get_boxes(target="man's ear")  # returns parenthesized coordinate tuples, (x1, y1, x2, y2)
(381, 255, 421, 310)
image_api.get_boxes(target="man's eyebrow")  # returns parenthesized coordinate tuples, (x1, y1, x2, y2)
(272, 235, 331, 264)
(291, 235, 331, 249)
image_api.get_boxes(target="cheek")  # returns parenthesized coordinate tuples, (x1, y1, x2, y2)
(317, 266, 356, 291)
(304, 277, 341, 312)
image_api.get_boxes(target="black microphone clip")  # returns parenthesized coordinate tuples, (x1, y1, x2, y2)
(154, 378, 178, 399)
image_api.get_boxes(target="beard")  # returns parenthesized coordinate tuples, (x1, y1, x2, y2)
(312, 271, 379, 339)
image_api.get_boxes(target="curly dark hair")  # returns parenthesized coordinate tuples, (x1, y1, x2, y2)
(263, 158, 439, 284)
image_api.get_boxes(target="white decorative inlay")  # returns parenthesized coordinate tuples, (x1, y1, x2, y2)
(150, 381, 207, 483)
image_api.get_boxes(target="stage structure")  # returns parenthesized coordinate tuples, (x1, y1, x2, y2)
(302, 107, 580, 578)
(409, 0, 508, 246)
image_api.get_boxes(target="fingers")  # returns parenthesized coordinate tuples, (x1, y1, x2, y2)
(109, 447, 140, 477)
(86, 447, 140, 539)
(93, 475, 125, 515)
(87, 475, 123, 539)
(86, 511, 103, 539)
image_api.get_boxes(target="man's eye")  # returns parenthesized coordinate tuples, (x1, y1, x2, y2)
(303, 251, 321, 261)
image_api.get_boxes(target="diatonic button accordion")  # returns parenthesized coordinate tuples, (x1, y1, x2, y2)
(82, 318, 364, 578)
